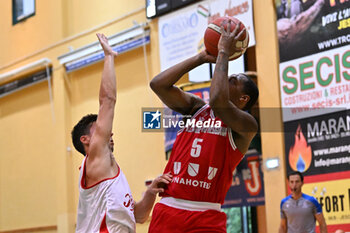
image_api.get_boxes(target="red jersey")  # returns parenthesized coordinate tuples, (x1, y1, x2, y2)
(162, 104, 244, 204)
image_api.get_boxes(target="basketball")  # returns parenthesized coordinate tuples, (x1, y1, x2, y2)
(204, 16, 249, 60)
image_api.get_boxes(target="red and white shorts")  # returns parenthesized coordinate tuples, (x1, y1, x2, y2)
(148, 198, 226, 233)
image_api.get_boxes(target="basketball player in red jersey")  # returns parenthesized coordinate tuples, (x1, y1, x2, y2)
(71, 33, 172, 233)
(148, 20, 259, 232)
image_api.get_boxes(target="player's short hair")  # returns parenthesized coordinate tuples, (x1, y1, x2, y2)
(71, 114, 97, 155)
(287, 171, 304, 182)
(241, 73, 259, 111)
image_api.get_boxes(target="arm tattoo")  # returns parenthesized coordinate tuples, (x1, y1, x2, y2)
(216, 52, 229, 73)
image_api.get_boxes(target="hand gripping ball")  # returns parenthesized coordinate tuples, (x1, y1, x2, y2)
(204, 16, 249, 60)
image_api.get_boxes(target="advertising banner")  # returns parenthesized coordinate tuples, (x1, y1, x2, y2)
(276, 0, 350, 62)
(284, 110, 350, 176)
(280, 47, 350, 122)
(303, 178, 350, 232)
(223, 154, 265, 208)
(158, 0, 255, 71)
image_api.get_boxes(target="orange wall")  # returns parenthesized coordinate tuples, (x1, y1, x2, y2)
(0, 1, 166, 232)
(0, 1, 64, 66)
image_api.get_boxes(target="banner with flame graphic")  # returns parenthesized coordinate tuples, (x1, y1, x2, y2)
(284, 110, 350, 230)
(284, 110, 350, 176)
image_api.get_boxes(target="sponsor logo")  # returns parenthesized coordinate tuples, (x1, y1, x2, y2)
(208, 167, 218, 180)
(188, 163, 199, 177)
(173, 162, 181, 175)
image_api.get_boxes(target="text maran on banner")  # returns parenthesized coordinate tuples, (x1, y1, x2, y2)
(307, 114, 350, 138)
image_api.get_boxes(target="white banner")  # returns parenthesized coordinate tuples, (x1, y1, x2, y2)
(279, 46, 350, 122)
(158, 0, 255, 72)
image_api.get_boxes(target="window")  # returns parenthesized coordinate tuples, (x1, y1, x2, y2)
(12, 0, 35, 25)
(223, 206, 258, 233)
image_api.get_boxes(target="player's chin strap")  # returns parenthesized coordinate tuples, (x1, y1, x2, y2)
(46, 64, 56, 123)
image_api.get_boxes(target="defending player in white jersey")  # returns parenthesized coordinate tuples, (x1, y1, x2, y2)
(71, 33, 172, 233)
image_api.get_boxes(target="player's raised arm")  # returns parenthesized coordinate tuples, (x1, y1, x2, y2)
(150, 51, 215, 115)
(88, 33, 118, 159)
(209, 20, 258, 153)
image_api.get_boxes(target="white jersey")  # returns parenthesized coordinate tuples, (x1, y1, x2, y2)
(76, 157, 136, 233)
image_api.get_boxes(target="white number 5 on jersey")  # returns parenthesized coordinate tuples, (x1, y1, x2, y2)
(190, 138, 203, 158)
